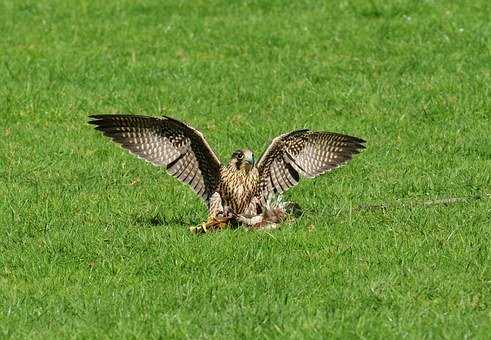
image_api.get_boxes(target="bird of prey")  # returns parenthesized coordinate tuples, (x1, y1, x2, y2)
(89, 114, 365, 232)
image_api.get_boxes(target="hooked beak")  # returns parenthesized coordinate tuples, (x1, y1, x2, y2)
(246, 154, 255, 167)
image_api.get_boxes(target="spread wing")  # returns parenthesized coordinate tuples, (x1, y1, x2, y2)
(256, 129, 366, 200)
(88, 114, 222, 202)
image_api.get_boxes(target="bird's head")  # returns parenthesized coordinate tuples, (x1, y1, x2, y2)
(229, 149, 255, 171)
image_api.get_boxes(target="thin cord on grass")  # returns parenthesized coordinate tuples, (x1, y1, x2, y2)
(356, 193, 490, 211)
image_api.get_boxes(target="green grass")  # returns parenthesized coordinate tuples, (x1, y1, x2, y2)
(1, 0, 490, 338)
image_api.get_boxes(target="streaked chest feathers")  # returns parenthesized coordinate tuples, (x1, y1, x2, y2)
(219, 166, 259, 213)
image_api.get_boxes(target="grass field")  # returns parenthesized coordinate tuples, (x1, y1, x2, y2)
(1, 0, 490, 338)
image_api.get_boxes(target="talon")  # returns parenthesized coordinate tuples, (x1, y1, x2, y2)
(189, 224, 206, 234)
(206, 216, 232, 231)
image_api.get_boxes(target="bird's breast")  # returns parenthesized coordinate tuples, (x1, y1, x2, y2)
(219, 167, 259, 213)
(235, 184, 245, 197)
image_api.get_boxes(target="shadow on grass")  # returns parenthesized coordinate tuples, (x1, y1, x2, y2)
(133, 213, 200, 227)
(131, 200, 306, 229)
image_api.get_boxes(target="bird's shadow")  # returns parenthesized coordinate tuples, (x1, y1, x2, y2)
(133, 201, 305, 229)
(133, 212, 200, 227)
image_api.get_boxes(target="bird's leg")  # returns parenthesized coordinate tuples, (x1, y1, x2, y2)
(190, 193, 232, 234)
(205, 211, 232, 231)
(190, 211, 233, 234)
(205, 193, 231, 230)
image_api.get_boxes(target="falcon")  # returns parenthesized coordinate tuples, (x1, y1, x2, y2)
(89, 114, 365, 232)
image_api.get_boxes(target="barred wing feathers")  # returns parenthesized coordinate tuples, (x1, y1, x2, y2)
(88, 114, 221, 202)
(256, 129, 365, 199)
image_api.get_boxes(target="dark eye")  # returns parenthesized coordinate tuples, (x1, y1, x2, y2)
(237, 153, 244, 160)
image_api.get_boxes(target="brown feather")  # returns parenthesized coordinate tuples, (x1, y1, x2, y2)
(89, 114, 221, 202)
(256, 130, 365, 202)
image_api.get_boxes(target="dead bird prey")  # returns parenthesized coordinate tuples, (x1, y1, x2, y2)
(89, 114, 365, 232)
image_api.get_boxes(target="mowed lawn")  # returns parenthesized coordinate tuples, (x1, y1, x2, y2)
(1, 0, 490, 338)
